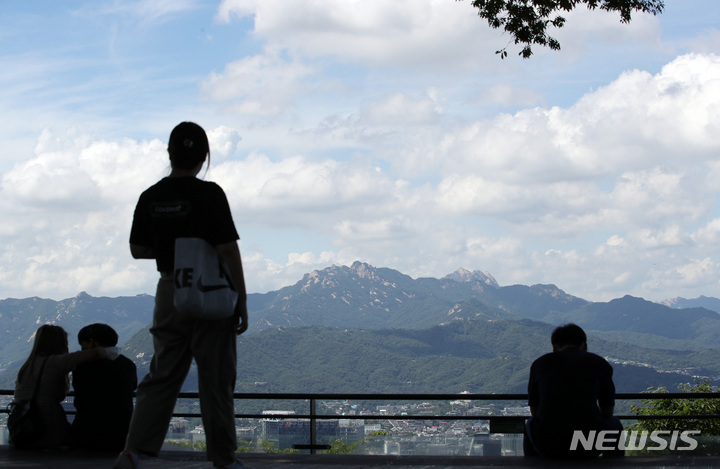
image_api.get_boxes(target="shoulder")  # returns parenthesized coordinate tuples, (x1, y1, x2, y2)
(533, 352, 555, 363)
(196, 179, 226, 195)
(586, 351, 613, 368)
(138, 178, 168, 195)
(197, 180, 231, 206)
(117, 355, 137, 369)
(134, 180, 166, 206)
(530, 352, 555, 369)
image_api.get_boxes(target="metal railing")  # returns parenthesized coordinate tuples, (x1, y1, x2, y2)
(3, 390, 720, 454)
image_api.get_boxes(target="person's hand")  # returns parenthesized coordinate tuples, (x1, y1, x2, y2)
(235, 301, 248, 335)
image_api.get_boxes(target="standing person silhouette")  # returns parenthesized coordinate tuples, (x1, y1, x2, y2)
(115, 122, 248, 469)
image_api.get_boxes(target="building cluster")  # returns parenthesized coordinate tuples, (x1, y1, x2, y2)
(0, 393, 530, 455)
(161, 400, 530, 456)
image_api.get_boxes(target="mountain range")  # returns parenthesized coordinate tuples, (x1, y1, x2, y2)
(1, 261, 718, 393)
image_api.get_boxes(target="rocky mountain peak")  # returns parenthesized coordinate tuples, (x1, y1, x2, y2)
(349, 260, 378, 280)
(444, 268, 499, 288)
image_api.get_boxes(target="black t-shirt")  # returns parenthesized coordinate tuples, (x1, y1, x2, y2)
(71, 355, 138, 450)
(527, 348, 615, 455)
(129, 177, 239, 273)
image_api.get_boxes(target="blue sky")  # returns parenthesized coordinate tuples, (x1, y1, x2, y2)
(1, 0, 719, 303)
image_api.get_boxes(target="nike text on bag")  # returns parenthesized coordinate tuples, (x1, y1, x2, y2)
(174, 237, 238, 319)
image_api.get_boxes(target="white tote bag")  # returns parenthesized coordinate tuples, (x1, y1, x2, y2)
(173, 237, 238, 319)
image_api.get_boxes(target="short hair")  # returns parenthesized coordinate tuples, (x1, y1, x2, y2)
(551, 323, 586, 348)
(78, 323, 119, 347)
(168, 121, 210, 170)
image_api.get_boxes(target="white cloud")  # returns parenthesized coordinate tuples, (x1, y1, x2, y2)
(2, 1, 720, 305)
(0, 129, 169, 299)
(210, 152, 399, 231)
(6, 50, 720, 302)
(201, 54, 315, 117)
(216, 0, 502, 69)
(636, 225, 691, 249)
(215, 0, 668, 69)
(434, 54, 720, 184)
(692, 218, 720, 245)
(361, 92, 442, 126)
(207, 126, 242, 160)
(640, 258, 720, 297)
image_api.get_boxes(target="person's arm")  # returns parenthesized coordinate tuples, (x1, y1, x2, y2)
(599, 360, 616, 420)
(216, 240, 248, 335)
(130, 243, 154, 259)
(527, 361, 539, 417)
(75, 346, 118, 364)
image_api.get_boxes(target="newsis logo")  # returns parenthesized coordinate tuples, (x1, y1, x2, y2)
(570, 430, 701, 452)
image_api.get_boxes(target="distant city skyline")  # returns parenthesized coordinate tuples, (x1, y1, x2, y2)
(1, 1, 720, 302)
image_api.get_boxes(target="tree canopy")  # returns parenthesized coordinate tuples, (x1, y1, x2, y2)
(630, 379, 720, 436)
(464, 0, 665, 58)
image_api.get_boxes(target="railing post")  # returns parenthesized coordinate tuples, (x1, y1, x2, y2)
(292, 397, 331, 452)
(309, 398, 317, 454)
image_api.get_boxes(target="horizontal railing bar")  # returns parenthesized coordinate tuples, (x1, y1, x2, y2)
(0, 406, 717, 421)
(230, 414, 720, 421)
(2, 390, 720, 400)
(615, 414, 720, 420)
(2, 390, 719, 422)
(223, 390, 720, 422)
(616, 392, 720, 400)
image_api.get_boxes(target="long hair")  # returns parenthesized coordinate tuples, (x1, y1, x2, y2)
(16, 324, 69, 385)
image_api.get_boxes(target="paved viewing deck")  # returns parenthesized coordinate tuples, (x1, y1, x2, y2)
(2, 447, 720, 469)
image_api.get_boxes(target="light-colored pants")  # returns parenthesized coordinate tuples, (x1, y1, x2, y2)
(125, 275, 238, 466)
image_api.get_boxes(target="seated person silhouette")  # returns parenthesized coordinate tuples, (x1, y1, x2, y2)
(71, 323, 138, 451)
(524, 323, 623, 459)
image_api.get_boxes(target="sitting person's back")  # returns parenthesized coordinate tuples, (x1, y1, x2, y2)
(524, 323, 623, 459)
(71, 323, 137, 451)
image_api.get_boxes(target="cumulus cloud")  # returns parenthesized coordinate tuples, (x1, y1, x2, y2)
(430, 54, 720, 184)
(207, 126, 242, 160)
(210, 152, 400, 231)
(6, 51, 720, 302)
(0, 129, 168, 299)
(215, 0, 666, 68)
(216, 0, 502, 69)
